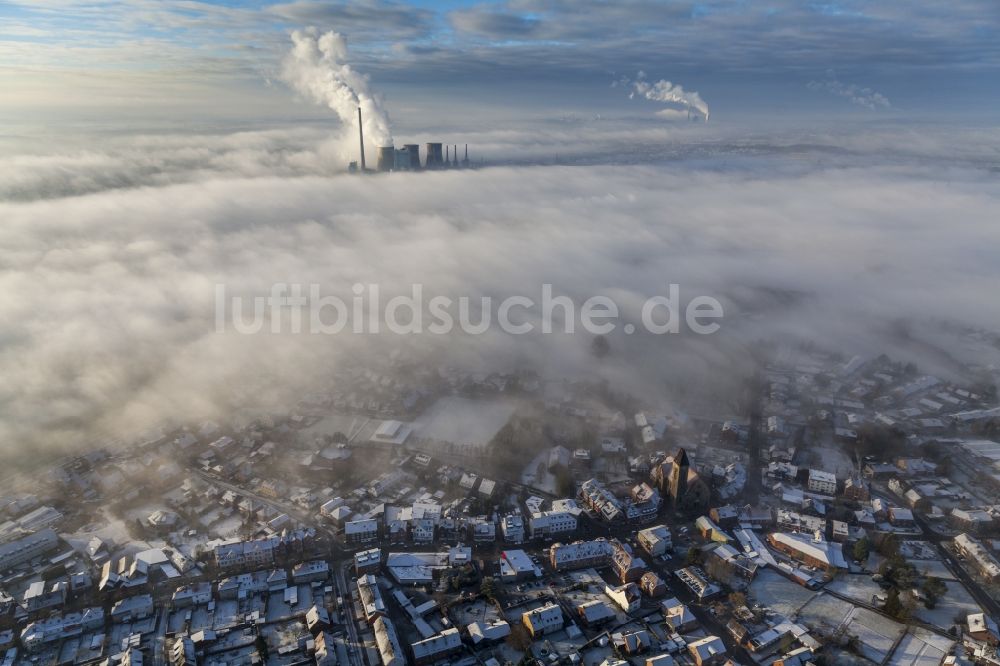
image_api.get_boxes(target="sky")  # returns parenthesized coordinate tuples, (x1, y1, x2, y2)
(1, 1, 999, 464)
(2, 0, 999, 126)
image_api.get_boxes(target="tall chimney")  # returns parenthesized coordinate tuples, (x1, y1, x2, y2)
(357, 107, 366, 171)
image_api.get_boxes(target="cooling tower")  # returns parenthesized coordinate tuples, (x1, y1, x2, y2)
(424, 143, 443, 169)
(403, 144, 421, 170)
(376, 145, 395, 172)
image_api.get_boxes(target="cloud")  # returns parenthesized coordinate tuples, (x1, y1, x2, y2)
(2, 0, 999, 123)
(268, 0, 433, 40)
(808, 71, 891, 109)
(1, 122, 999, 463)
(449, 9, 541, 38)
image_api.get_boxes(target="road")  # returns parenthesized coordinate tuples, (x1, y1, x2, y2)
(912, 511, 1000, 619)
(335, 561, 366, 666)
(869, 484, 1000, 620)
(191, 467, 372, 666)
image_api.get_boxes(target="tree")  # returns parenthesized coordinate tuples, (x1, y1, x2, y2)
(729, 591, 748, 608)
(853, 537, 871, 563)
(685, 547, 702, 566)
(254, 635, 269, 661)
(877, 533, 901, 559)
(507, 623, 533, 651)
(554, 466, 575, 498)
(922, 577, 947, 609)
(883, 589, 904, 619)
(480, 576, 497, 600)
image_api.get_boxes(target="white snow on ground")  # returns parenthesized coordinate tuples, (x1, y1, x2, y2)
(789, 586, 905, 663)
(888, 628, 954, 666)
(65, 508, 158, 555)
(804, 437, 855, 478)
(828, 574, 882, 604)
(749, 569, 817, 618)
(913, 580, 982, 631)
(209, 514, 245, 539)
(521, 449, 558, 494)
(798, 591, 856, 630)
(843, 607, 907, 663)
(901, 541, 939, 560)
(907, 558, 955, 581)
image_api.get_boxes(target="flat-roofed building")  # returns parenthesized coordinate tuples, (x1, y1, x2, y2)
(501, 514, 525, 543)
(370, 420, 412, 446)
(344, 518, 378, 544)
(354, 548, 381, 575)
(499, 550, 536, 582)
(807, 469, 837, 496)
(528, 511, 577, 539)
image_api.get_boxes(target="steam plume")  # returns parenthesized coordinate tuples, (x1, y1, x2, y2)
(619, 71, 710, 122)
(281, 28, 393, 146)
(808, 70, 890, 110)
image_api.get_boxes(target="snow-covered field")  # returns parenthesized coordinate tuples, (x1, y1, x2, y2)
(913, 580, 981, 631)
(907, 558, 955, 581)
(828, 574, 881, 604)
(413, 396, 518, 450)
(843, 607, 907, 663)
(888, 628, 954, 666)
(748, 570, 816, 618)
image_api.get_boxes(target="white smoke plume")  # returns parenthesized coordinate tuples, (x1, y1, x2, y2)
(619, 71, 710, 121)
(808, 71, 890, 110)
(281, 28, 393, 147)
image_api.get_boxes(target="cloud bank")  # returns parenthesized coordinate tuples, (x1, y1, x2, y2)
(1, 123, 999, 465)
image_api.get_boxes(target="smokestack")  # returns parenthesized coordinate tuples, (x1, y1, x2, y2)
(357, 107, 366, 171)
(463, 144, 468, 167)
(445, 145, 449, 167)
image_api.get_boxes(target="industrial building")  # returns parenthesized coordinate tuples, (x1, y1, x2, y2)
(350, 107, 475, 173)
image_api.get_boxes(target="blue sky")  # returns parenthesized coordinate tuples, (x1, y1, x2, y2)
(1, 0, 998, 125)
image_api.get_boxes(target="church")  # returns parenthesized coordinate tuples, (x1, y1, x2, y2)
(651, 448, 711, 515)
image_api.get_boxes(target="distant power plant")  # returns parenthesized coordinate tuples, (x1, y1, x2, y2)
(348, 107, 477, 173)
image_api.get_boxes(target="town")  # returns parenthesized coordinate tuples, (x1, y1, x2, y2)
(3, 336, 1000, 666)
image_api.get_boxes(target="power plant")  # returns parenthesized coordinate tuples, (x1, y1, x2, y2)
(349, 107, 477, 173)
